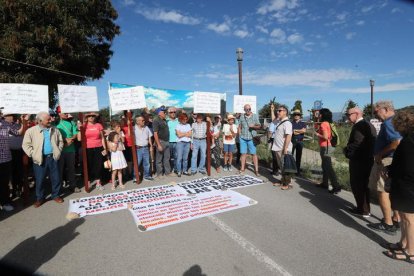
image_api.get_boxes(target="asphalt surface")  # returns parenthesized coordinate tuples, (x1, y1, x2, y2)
(0, 165, 412, 275)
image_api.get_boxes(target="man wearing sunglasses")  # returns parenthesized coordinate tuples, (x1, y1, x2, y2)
(238, 104, 261, 175)
(344, 107, 377, 218)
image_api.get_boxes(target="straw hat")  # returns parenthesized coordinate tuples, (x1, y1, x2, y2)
(292, 109, 302, 115)
(227, 114, 235, 120)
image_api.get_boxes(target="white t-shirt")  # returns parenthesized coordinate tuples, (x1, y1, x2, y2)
(271, 118, 293, 152)
(222, 124, 238, 145)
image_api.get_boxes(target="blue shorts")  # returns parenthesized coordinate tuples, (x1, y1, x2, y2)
(239, 138, 256, 154)
(223, 144, 235, 153)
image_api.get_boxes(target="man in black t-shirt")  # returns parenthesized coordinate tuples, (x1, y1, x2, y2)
(291, 109, 306, 175)
(153, 106, 171, 177)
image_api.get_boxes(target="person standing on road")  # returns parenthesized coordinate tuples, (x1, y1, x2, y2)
(191, 114, 207, 175)
(0, 112, 26, 211)
(382, 110, 414, 263)
(238, 104, 261, 176)
(343, 107, 377, 217)
(175, 113, 192, 177)
(271, 105, 293, 190)
(268, 104, 280, 176)
(134, 115, 154, 181)
(22, 111, 64, 208)
(314, 108, 341, 194)
(222, 114, 238, 172)
(291, 109, 306, 176)
(153, 106, 171, 177)
(367, 100, 402, 235)
(167, 107, 179, 174)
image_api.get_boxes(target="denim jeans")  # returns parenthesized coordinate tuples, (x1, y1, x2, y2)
(191, 139, 206, 173)
(176, 141, 190, 173)
(169, 142, 177, 172)
(136, 147, 151, 178)
(33, 155, 61, 201)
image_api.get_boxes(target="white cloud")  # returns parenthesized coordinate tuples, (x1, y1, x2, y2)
(287, 33, 303, 44)
(257, 0, 299, 15)
(336, 12, 348, 21)
(206, 22, 231, 34)
(256, 25, 269, 34)
(356, 20, 365, 26)
(144, 88, 180, 108)
(361, 5, 375, 13)
(182, 92, 194, 107)
(391, 8, 402, 14)
(346, 32, 356, 40)
(122, 0, 135, 6)
(234, 29, 249, 38)
(270, 28, 286, 43)
(339, 82, 414, 93)
(135, 7, 201, 25)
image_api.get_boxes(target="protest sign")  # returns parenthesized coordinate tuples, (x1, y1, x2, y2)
(0, 83, 48, 114)
(129, 189, 256, 232)
(108, 86, 146, 111)
(58, 85, 99, 113)
(193, 91, 222, 114)
(233, 95, 257, 113)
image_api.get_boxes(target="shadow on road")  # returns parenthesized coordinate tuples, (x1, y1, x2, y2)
(183, 264, 207, 276)
(0, 218, 85, 274)
(295, 177, 388, 246)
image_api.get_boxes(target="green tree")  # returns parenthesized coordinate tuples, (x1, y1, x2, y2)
(363, 104, 373, 119)
(0, 0, 120, 106)
(346, 100, 357, 111)
(291, 100, 303, 114)
(259, 97, 280, 119)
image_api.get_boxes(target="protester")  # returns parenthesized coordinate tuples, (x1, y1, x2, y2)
(235, 113, 242, 165)
(56, 108, 81, 193)
(268, 105, 280, 176)
(22, 111, 64, 208)
(383, 110, 414, 263)
(270, 105, 293, 190)
(167, 107, 179, 174)
(175, 113, 192, 177)
(291, 109, 307, 176)
(0, 112, 26, 211)
(120, 116, 134, 181)
(191, 114, 207, 175)
(153, 106, 171, 177)
(209, 115, 222, 173)
(107, 131, 127, 190)
(314, 108, 341, 194)
(238, 104, 261, 176)
(9, 116, 24, 198)
(222, 114, 238, 172)
(84, 112, 107, 190)
(134, 115, 154, 181)
(343, 107, 377, 217)
(367, 101, 402, 235)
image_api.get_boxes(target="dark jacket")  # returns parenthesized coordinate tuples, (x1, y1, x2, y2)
(344, 119, 377, 161)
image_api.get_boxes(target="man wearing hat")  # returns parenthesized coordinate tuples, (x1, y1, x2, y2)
(291, 109, 307, 175)
(55, 106, 81, 193)
(153, 106, 172, 177)
(0, 111, 27, 211)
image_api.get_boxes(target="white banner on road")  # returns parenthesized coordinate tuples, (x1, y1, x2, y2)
(108, 86, 147, 111)
(58, 85, 99, 113)
(0, 83, 49, 114)
(233, 95, 257, 114)
(193, 91, 222, 114)
(129, 189, 256, 232)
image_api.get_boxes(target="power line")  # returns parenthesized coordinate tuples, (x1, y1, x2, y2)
(0, 56, 88, 79)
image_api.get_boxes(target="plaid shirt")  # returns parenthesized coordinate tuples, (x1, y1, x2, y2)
(239, 113, 260, 140)
(0, 119, 20, 163)
(192, 121, 207, 139)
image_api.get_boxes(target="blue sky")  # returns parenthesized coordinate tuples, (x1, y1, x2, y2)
(88, 0, 414, 115)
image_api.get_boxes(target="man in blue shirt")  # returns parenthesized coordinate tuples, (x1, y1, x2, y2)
(167, 107, 179, 174)
(367, 101, 402, 235)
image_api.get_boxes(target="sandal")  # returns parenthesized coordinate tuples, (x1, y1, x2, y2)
(239, 170, 245, 175)
(119, 184, 126, 189)
(281, 185, 293, 190)
(111, 185, 116, 191)
(383, 249, 414, 264)
(254, 170, 259, 176)
(385, 242, 403, 251)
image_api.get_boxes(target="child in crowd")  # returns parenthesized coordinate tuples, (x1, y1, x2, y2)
(222, 114, 238, 171)
(107, 131, 127, 190)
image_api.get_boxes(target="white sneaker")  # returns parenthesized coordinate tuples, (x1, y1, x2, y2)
(210, 144, 216, 149)
(2, 204, 14, 212)
(228, 165, 233, 172)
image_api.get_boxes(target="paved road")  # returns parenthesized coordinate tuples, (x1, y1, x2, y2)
(0, 167, 412, 275)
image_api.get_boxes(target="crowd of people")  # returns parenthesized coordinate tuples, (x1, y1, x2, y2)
(0, 100, 413, 264)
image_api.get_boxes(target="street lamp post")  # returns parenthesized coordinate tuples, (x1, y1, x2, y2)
(236, 48, 243, 95)
(370, 79, 375, 118)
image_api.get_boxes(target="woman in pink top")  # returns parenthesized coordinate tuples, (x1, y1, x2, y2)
(84, 112, 107, 190)
(314, 108, 340, 194)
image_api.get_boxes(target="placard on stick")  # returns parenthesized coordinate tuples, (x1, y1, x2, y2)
(0, 83, 49, 114)
(109, 86, 146, 111)
(233, 95, 257, 114)
(193, 91, 221, 114)
(58, 85, 99, 113)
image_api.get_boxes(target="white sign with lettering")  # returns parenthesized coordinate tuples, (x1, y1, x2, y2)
(233, 95, 257, 114)
(193, 91, 221, 114)
(58, 85, 99, 113)
(0, 83, 49, 114)
(109, 86, 147, 111)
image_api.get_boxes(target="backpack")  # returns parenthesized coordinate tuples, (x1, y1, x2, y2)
(329, 123, 340, 147)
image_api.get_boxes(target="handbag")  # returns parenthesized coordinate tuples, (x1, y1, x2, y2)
(282, 154, 297, 174)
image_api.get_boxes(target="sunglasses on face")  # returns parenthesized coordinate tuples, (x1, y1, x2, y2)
(276, 109, 285, 112)
(244, 108, 251, 112)
(169, 111, 176, 114)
